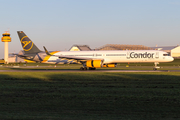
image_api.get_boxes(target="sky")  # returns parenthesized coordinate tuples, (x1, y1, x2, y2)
(0, 0, 180, 58)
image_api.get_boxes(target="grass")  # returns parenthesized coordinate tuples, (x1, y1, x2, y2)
(0, 72, 180, 119)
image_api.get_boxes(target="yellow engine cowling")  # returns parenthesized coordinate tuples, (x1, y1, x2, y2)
(86, 60, 103, 68)
(103, 64, 117, 68)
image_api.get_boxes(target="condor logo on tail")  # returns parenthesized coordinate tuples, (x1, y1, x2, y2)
(21, 36, 33, 51)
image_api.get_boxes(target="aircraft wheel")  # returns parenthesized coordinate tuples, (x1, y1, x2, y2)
(80, 67, 87, 71)
(80, 67, 84, 71)
(153, 68, 157, 71)
(84, 67, 87, 70)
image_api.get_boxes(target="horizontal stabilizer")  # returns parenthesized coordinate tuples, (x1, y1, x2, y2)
(11, 53, 34, 59)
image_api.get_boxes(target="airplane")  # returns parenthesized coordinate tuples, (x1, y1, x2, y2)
(15, 31, 174, 70)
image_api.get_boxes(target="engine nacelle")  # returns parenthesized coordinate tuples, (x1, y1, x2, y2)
(86, 60, 103, 68)
(103, 64, 117, 68)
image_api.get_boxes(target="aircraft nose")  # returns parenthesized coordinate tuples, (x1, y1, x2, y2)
(170, 57, 174, 61)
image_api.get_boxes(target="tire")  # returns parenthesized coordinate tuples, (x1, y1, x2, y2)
(153, 68, 157, 70)
(80, 67, 84, 70)
(84, 67, 87, 70)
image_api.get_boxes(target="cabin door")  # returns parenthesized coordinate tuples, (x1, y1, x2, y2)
(127, 52, 130, 59)
(155, 52, 159, 58)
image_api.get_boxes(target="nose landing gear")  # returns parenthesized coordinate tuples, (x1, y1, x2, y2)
(153, 62, 160, 70)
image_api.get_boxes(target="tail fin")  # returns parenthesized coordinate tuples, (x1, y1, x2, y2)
(17, 31, 41, 54)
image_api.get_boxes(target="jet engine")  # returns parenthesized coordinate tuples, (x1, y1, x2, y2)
(86, 60, 103, 68)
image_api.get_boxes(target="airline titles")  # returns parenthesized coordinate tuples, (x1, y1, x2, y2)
(130, 52, 154, 58)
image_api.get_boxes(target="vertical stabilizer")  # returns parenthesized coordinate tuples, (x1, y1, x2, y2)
(17, 31, 41, 54)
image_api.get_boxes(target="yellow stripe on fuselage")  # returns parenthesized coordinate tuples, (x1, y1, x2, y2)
(42, 51, 60, 63)
(24, 59, 36, 63)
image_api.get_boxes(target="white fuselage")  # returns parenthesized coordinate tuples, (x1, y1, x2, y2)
(45, 50, 174, 64)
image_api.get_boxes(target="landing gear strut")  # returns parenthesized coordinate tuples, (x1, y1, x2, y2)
(153, 62, 160, 70)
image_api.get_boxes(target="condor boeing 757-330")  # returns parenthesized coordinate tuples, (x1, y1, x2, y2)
(15, 31, 174, 70)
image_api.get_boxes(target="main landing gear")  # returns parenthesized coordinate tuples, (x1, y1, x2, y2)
(80, 67, 87, 71)
(153, 62, 160, 70)
(80, 67, 96, 71)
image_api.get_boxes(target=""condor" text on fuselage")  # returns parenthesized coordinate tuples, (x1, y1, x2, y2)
(130, 52, 154, 58)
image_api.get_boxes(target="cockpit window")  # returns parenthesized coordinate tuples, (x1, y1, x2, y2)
(163, 54, 170, 56)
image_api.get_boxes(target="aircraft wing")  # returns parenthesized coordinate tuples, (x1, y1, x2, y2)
(11, 53, 30, 58)
(11, 53, 34, 60)
(56, 55, 96, 60)
(43, 46, 103, 62)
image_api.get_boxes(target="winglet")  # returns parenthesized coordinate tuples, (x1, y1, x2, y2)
(43, 46, 51, 55)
